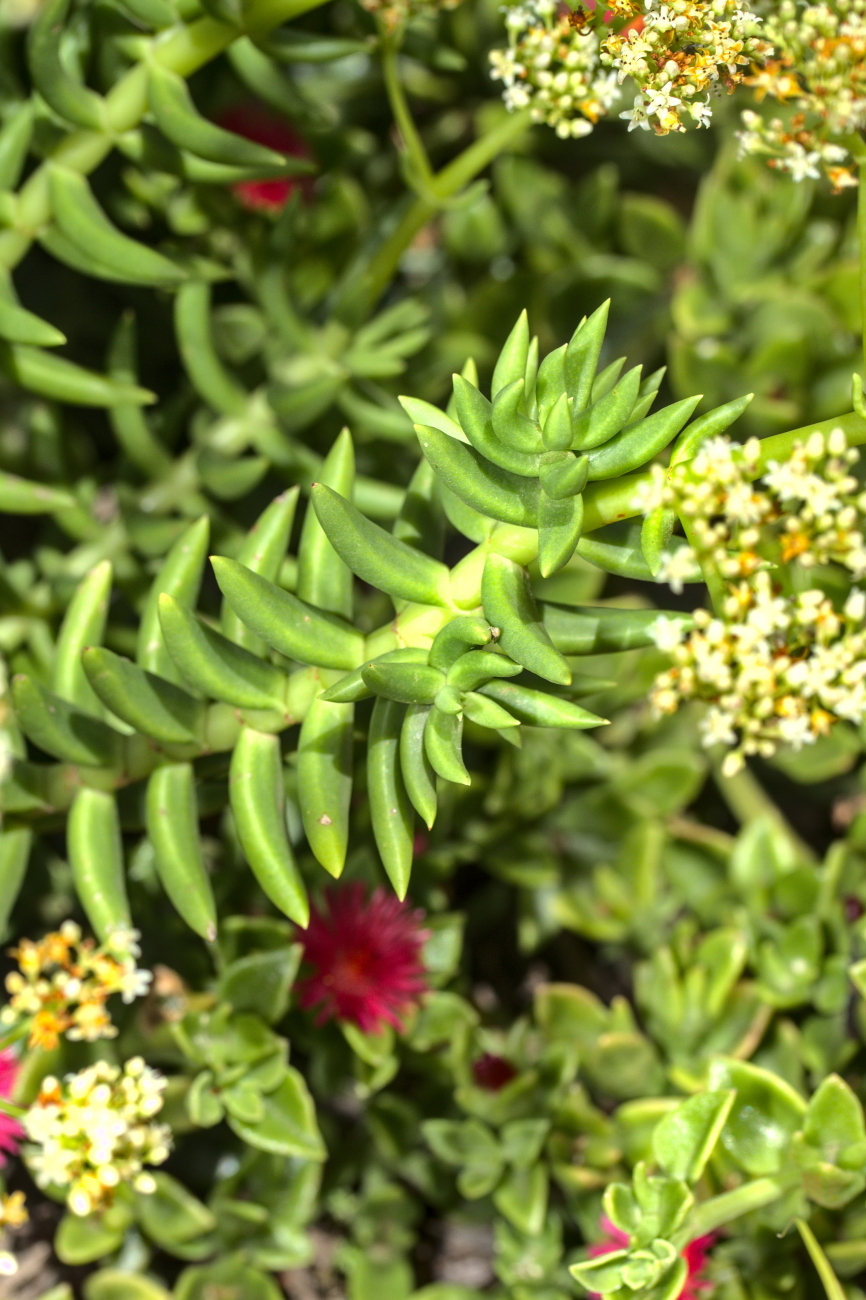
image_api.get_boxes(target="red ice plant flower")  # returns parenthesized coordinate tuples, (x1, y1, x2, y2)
(472, 1053, 518, 1091)
(0, 1050, 22, 1163)
(217, 104, 312, 213)
(589, 1219, 715, 1300)
(296, 885, 429, 1034)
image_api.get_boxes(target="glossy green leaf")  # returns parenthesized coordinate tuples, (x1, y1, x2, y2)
(213, 557, 364, 671)
(12, 674, 123, 767)
(312, 484, 453, 608)
(68, 789, 130, 942)
(298, 430, 355, 619)
(229, 728, 309, 925)
(222, 489, 299, 652)
(219, 946, 301, 1024)
(481, 554, 571, 685)
(585, 396, 702, 481)
(159, 594, 288, 711)
(652, 1090, 736, 1184)
(368, 697, 414, 897)
(137, 516, 210, 685)
(297, 695, 354, 878)
(83, 648, 203, 746)
(146, 763, 217, 942)
(416, 425, 539, 527)
(708, 1058, 806, 1176)
(227, 1068, 325, 1159)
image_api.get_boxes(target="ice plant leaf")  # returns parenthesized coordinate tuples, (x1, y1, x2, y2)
(212, 557, 365, 670)
(229, 728, 309, 927)
(368, 697, 415, 896)
(297, 696, 354, 879)
(416, 425, 540, 527)
(585, 395, 702, 480)
(481, 554, 571, 685)
(67, 790, 130, 943)
(311, 484, 453, 608)
(146, 763, 217, 942)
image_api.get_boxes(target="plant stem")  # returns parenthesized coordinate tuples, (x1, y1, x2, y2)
(676, 1176, 794, 1243)
(860, 168, 866, 379)
(332, 108, 533, 325)
(0, 1022, 28, 1053)
(708, 747, 816, 864)
(381, 37, 436, 188)
(679, 514, 726, 615)
(576, 408, 866, 541)
(796, 1219, 847, 1300)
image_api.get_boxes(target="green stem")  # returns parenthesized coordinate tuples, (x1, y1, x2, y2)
(381, 37, 436, 188)
(848, 133, 866, 377)
(0, 1021, 29, 1054)
(0, 1097, 26, 1121)
(575, 408, 866, 542)
(332, 107, 533, 325)
(679, 514, 726, 616)
(860, 173, 866, 379)
(796, 1219, 846, 1300)
(675, 1176, 794, 1243)
(708, 747, 816, 864)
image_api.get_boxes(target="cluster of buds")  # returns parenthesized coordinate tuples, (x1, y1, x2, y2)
(644, 428, 866, 773)
(23, 1058, 170, 1217)
(361, 0, 461, 32)
(0, 1191, 27, 1278)
(492, 0, 770, 139)
(1, 922, 152, 1050)
(603, 0, 771, 134)
(490, 0, 621, 138)
(738, 1, 866, 191)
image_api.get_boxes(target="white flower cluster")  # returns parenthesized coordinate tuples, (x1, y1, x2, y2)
(24, 1058, 170, 1217)
(490, 0, 620, 137)
(604, 0, 770, 134)
(738, 1, 866, 191)
(645, 428, 866, 773)
(491, 0, 770, 138)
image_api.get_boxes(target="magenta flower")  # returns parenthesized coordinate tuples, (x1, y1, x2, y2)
(589, 1218, 715, 1300)
(0, 1051, 22, 1163)
(472, 1053, 518, 1091)
(217, 105, 312, 213)
(296, 885, 429, 1034)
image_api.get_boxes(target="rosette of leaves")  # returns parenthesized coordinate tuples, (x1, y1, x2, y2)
(570, 1065, 866, 1300)
(1, 306, 721, 941)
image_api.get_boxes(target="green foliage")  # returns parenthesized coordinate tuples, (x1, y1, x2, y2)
(0, 0, 865, 1298)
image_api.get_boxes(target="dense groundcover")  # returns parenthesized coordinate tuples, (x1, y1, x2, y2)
(1, 2, 866, 1298)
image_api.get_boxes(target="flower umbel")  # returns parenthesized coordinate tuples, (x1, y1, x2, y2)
(738, 1, 866, 191)
(646, 428, 866, 772)
(296, 884, 429, 1034)
(24, 1057, 170, 1217)
(491, 0, 770, 139)
(2, 922, 152, 1050)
